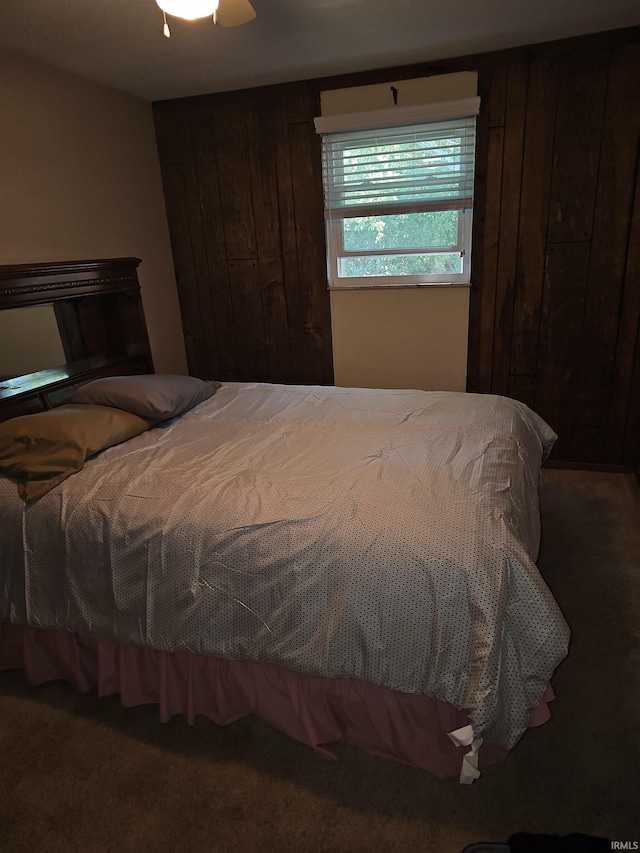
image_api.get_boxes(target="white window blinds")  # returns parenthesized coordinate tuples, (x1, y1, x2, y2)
(319, 116, 478, 219)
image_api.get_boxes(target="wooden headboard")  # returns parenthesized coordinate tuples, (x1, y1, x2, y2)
(0, 258, 153, 422)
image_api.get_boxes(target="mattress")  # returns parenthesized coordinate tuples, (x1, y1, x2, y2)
(0, 382, 570, 751)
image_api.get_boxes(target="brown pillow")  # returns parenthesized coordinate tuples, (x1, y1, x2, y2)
(69, 374, 220, 420)
(0, 404, 153, 504)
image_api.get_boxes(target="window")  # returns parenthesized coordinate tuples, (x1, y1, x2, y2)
(315, 100, 479, 289)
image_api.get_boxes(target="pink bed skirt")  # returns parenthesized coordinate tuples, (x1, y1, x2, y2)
(0, 620, 554, 778)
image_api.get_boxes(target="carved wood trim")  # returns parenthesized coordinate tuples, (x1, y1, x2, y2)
(0, 258, 142, 310)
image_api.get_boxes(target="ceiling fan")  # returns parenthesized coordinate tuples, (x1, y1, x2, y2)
(156, 0, 256, 37)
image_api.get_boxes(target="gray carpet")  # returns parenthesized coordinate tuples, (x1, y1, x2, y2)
(1, 470, 639, 852)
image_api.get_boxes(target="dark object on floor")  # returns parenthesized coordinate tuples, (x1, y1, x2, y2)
(463, 833, 612, 852)
(508, 832, 611, 851)
(462, 845, 510, 852)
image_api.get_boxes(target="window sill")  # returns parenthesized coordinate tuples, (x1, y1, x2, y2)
(328, 282, 472, 291)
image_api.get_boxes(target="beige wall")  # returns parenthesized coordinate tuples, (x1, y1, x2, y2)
(0, 50, 187, 376)
(321, 72, 476, 392)
(330, 287, 469, 392)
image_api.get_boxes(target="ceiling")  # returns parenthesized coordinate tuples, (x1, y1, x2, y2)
(0, 0, 638, 102)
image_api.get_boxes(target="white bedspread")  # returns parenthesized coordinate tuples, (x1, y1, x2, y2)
(0, 383, 570, 749)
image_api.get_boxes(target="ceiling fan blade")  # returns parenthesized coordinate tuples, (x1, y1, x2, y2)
(216, 0, 256, 27)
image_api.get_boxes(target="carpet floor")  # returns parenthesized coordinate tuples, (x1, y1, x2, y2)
(0, 470, 638, 853)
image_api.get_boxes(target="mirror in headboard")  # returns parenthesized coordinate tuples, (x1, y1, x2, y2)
(0, 303, 66, 378)
(0, 258, 154, 422)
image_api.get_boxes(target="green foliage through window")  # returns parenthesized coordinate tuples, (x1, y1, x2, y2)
(342, 211, 458, 252)
(339, 253, 463, 278)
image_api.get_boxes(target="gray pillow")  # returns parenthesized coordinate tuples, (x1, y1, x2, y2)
(69, 374, 221, 420)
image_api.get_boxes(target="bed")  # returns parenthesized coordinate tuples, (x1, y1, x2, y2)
(0, 260, 570, 783)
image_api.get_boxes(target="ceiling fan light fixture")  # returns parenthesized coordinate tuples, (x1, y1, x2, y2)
(155, 0, 219, 21)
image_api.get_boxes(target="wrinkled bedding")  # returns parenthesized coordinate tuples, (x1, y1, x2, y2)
(0, 382, 570, 749)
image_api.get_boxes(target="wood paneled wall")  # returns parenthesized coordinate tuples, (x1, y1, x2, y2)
(153, 26, 640, 467)
(468, 34, 640, 467)
(153, 83, 332, 386)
